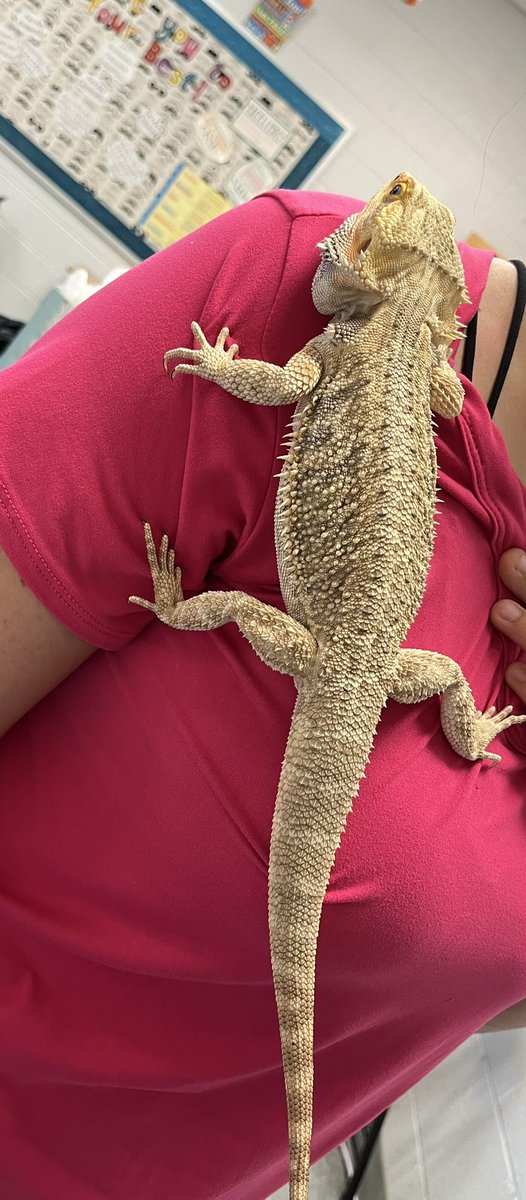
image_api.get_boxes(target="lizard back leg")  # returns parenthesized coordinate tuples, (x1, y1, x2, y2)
(388, 647, 526, 764)
(129, 524, 317, 678)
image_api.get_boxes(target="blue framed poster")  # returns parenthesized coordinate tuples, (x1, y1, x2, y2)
(0, 0, 345, 257)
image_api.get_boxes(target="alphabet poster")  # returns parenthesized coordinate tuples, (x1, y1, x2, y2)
(0, 0, 345, 256)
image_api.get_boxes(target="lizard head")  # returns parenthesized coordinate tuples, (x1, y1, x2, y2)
(312, 172, 468, 318)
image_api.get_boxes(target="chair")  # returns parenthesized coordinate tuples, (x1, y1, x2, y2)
(339, 1108, 389, 1199)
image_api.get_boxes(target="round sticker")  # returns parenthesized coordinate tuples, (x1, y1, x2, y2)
(195, 113, 233, 164)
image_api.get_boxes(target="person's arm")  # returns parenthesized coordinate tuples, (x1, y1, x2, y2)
(456, 257, 526, 1033)
(453, 256, 526, 485)
(0, 192, 300, 740)
(0, 544, 97, 738)
(479, 549, 526, 1033)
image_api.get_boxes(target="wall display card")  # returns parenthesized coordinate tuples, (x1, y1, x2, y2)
(246, 0, 314, 53)
(0, 0, 344, 257)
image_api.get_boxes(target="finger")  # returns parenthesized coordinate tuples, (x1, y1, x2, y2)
(128, 595, 155, 611)
(496, 548, 526, 603)
(168, 547, 175, 575)
(490, 597, 526, 652)
(191, 321, 208, 347)
(171, 363, 201, 377)
(504, 659, 526, 701)
(163, 348, 196, 372)
(215, 327, 229, 350)
(227, 343, 239, 359)
(143, 522, 160, 576)
(159, 533, 169, 574)
(165, 347, 201, 366)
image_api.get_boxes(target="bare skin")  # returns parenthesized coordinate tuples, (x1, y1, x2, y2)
(453, 256, 526, 487)
(453, 256, 526, 700)
(0, 545, 95, 739)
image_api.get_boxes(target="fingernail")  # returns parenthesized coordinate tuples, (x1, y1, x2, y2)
(497, 600, 522, 621)
(517, 553, 526, 574)
(509, 661, 526, 681)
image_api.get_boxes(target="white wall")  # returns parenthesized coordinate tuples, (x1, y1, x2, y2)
(0, 147, 138, 322)
(216, 0, 526, 259)
(2, 0, 526, 322)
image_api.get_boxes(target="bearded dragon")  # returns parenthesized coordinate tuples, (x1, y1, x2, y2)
(129, 173, 526, 1200)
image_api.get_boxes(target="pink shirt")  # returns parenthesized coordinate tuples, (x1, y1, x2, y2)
(0, 190, 525, 1200)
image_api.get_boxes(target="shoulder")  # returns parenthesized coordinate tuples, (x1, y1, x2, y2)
(454, 256, 526, 484)
(260, 188, 365, 222)
(478, 257, 520, 345)
(453, 257, 520, 401)
(251, 189, 365, 261)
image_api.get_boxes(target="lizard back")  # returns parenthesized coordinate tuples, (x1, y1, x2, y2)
(275, 308, 439, 671)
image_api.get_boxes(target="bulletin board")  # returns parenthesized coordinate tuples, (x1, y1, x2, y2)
(0, 0, 345, 257)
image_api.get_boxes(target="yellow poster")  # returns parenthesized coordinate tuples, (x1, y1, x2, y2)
(141, 166, 233, 249)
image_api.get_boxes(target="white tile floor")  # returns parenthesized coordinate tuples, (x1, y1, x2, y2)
(380, 1032, 526, 1200)
(267, 1029, 526, 1200)
(267, 1144, 349, 1200)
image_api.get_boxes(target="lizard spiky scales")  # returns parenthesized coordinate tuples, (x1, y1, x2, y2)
(129, 173, 526, 1200)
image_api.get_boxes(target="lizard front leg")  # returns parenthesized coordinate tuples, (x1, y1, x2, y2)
(129, 523, 317, 678)
(388, 648, 526, 764)
(163, 321, 323, 407)
(422, 318, 465, 418)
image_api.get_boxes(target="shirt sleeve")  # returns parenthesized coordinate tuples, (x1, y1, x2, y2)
(0, 194, 294, 650)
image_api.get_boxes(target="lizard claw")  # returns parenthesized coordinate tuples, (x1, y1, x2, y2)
(163, 346, 198, 375)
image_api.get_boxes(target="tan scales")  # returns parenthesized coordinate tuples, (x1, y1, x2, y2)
(129, 174, 526, 1200)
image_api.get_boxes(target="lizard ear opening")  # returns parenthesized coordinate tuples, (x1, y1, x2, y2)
(430, 363, 464, 417)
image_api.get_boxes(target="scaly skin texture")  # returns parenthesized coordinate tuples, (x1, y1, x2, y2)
(129, 174, 526, 1200)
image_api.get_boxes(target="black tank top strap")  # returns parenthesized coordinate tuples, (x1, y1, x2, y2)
(487, 260, 526, 417)
(462, 309, 478, 382)
(461, 260, 526, 419)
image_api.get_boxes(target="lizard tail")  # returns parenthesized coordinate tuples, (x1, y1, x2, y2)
(268, 872, 320, 1200)
(267, 686, 385, 1200)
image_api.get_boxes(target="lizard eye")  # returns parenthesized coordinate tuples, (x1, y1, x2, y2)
(385, 181, 407, 199)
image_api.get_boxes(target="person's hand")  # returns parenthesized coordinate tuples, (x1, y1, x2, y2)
(490, 549, 526, 703)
